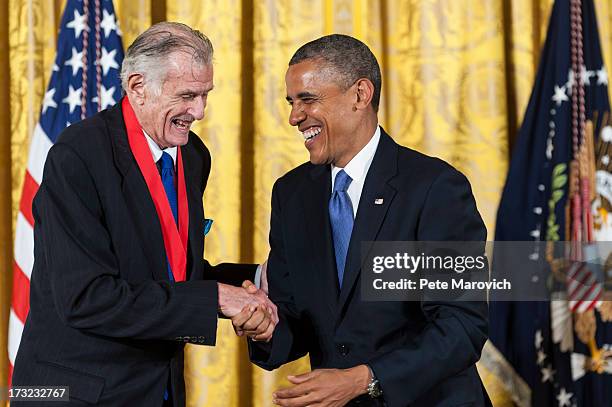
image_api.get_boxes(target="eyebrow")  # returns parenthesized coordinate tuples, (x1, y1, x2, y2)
(286, 91, 317, 101)
(180, 86, 214, 96)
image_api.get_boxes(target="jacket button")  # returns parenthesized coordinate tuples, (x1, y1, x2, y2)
(337, 344, 349, 356)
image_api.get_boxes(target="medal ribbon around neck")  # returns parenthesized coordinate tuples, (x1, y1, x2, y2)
(122, 97, 189, 282)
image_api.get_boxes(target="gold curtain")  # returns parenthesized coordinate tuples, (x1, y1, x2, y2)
(0, 0, 11, 400)
(5, 0, 612, 406)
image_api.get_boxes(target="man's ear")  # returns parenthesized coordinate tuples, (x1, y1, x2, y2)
(126, 73, 146, 105)
(354, 78, 374, 110)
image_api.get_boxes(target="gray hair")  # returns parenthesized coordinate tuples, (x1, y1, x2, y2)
(289, 34, 382, 112)
(120, 22, 213, 93)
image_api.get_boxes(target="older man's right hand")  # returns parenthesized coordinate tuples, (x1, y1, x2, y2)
(217, 282, 267, 316)
(217, 283, 277, 341)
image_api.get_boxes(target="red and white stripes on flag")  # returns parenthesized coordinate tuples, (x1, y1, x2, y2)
(8, 124, 52, 381)
(566, 259, 603, 313)
(566, 243, 603, 313)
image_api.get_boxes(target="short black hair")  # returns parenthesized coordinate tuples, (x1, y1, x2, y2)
(289, 34, 382, 112)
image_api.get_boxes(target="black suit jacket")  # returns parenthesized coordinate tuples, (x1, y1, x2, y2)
(250, 130, 490, 407)
(12, 102, 255, 406)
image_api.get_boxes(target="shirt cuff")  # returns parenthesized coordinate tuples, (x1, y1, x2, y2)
(254, 264, 262, 289)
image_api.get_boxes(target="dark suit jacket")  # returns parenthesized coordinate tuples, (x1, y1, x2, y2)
(12, 102, 255, 406)
(250, 129, 490, 407)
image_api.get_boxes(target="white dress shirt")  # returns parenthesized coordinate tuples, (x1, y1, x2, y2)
(331, 125, 381, 217)
(143, 130, 177, 167)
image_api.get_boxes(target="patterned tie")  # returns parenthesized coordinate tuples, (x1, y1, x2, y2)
(159, 152, 177, 282)
(329, 170, 354, 288)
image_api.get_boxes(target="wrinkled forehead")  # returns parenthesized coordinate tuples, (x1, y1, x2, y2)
(159, 53, 213, 89)
(286, 59, 343, 90)
(165, 50, 210, 75)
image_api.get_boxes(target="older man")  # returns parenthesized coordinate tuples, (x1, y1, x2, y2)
(12, 22, 273, 406)
(247, 35, 491, 407)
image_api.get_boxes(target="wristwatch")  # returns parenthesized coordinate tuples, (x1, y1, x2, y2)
(367, 366, 383, 398)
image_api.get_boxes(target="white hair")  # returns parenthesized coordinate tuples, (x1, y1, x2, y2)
(120, 21, 213, 94)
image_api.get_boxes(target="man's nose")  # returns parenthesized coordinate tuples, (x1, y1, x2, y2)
(289, 103, 305, 126)
(189, 97, 206, 120)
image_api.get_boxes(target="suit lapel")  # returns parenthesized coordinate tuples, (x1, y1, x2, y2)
(337, 130, 398, 312)
(301, 165, 339, 315)
(108, 102, 168, 281)
(181, 142, 204, 281)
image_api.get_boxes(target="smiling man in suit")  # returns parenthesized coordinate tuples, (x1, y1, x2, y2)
(247, 34, 491, 407)
(12, 22, 275, 406)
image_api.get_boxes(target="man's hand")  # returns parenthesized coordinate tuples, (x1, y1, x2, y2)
(242, 279, 278, 325)
(272, 365, 371, 406)
(235, 279, 278, 341)
(217, 281, 277, 341)
(231, 304, 275, 342)
(217, 282, 269, 317)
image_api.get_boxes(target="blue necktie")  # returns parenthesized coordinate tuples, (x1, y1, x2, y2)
(159, 152, 178, 225)
(159, 152, 177, 283)
(329, 170, 354, 288)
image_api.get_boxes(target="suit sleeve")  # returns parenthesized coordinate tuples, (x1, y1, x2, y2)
(368, 168, 489, 406)
(248, 181, 310, 369)
(38, 143, 219, 344)
(202, 261, 257, 287)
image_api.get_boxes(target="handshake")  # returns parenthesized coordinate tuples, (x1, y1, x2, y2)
(217, 264, 277, 342)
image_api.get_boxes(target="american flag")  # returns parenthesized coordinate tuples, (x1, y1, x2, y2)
(490, 0, 611, 405)
(8, 0, 124, 383)
(566, 259, 602, 314)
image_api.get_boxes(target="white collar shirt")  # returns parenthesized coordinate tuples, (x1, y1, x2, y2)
(143, 130, 177, 168)
(331, 125, 381, 218)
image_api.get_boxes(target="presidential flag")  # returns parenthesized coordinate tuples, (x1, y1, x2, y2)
(488, 0, 611, 406)
(8, 0, 124, 383)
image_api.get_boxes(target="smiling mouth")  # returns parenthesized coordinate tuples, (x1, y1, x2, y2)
(302, 126, 322, 141)
(172, 118, 193, 131)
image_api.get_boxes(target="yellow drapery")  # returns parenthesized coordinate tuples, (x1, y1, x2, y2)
(4, 0, 612, 406)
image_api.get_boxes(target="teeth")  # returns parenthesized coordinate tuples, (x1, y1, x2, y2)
(302, 127, 321, 140)
(173, 119, 190, 129)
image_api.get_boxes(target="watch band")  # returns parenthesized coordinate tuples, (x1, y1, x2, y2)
(366, 366, 383, 398)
